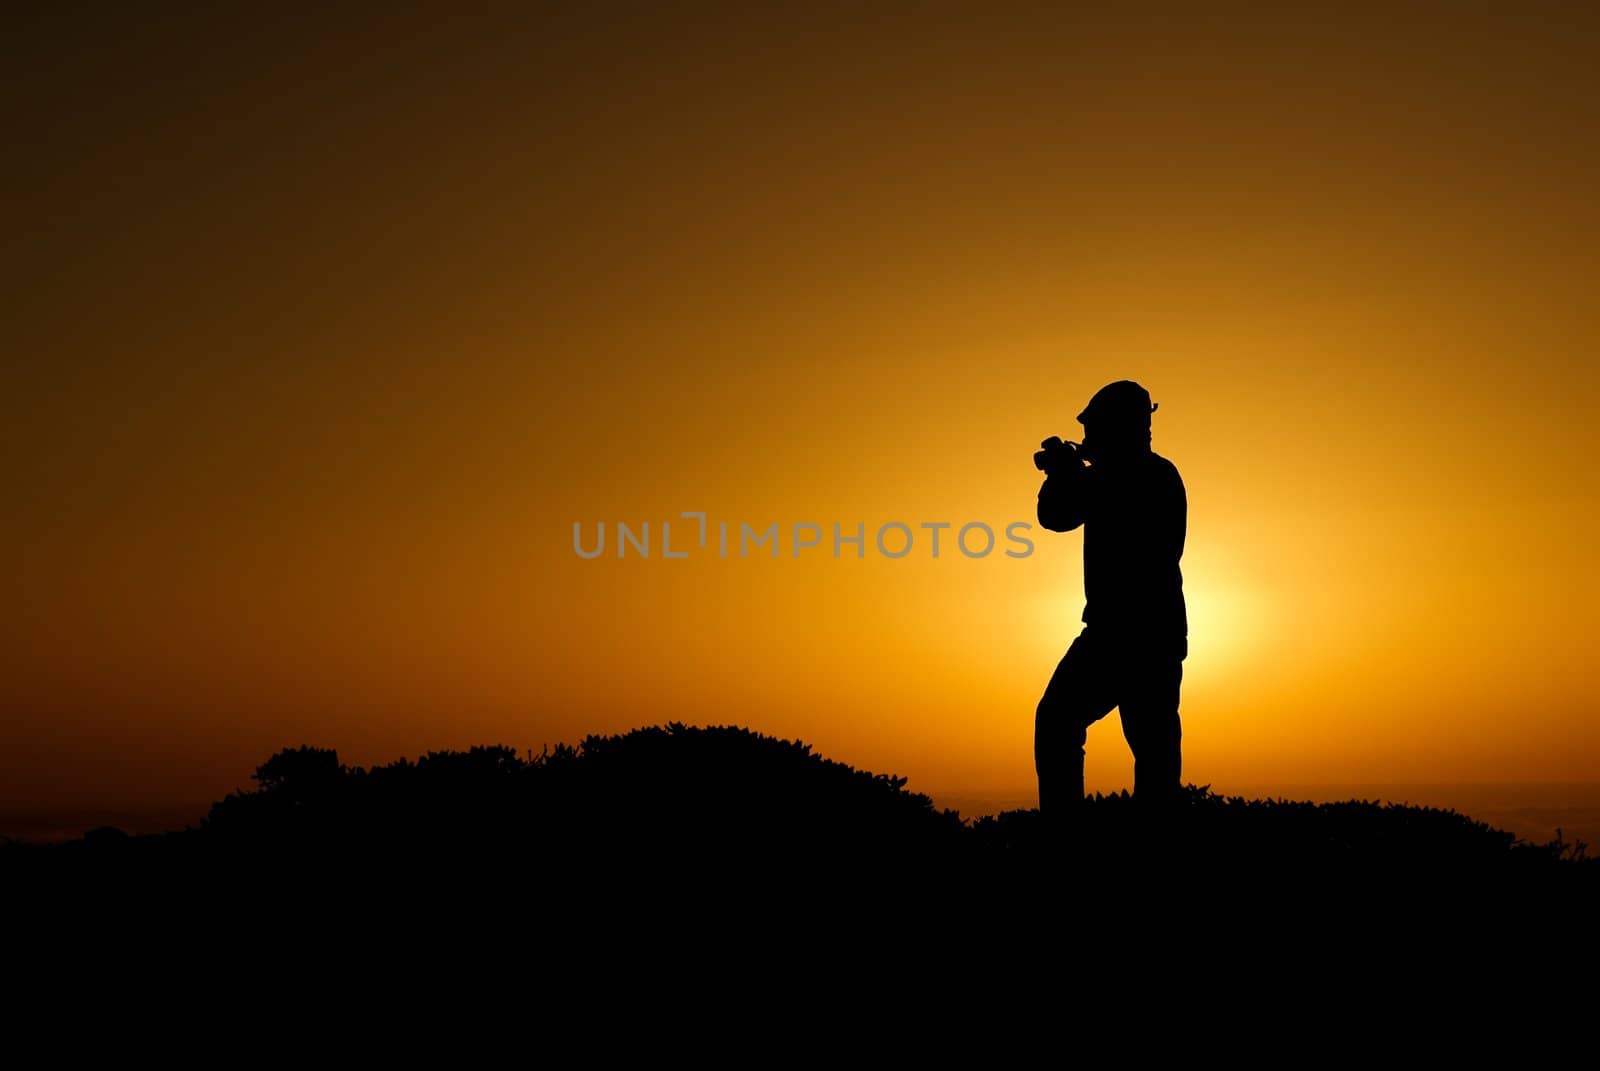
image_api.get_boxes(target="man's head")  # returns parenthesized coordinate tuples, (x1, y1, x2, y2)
(1077, 380, 1156, 462)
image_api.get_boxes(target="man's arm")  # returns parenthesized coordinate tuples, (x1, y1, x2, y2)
(1037, 464, 1091, 532)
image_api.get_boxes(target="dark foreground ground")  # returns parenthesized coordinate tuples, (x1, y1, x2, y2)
(8, 724, 1590, 887)
(7, 724, 1595, 1017)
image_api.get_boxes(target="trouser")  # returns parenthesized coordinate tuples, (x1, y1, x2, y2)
(1034, 627, 1184, 811)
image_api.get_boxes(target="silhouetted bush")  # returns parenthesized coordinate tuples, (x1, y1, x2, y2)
(200, 724, 967, 866)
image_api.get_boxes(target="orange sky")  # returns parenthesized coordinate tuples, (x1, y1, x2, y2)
(5, 7, 1598, 830)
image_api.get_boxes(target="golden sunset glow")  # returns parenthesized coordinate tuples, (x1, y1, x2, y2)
(5, 8, 1598, 836)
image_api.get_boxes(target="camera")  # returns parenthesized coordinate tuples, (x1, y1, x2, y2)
(1033, 436, 1084, 473)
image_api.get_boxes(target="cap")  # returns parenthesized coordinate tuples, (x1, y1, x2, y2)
(1076, 380, 1158, 426)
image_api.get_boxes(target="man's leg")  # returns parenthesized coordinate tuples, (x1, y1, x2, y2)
(1034, 630, 1118, 815)
(1118, 652, 1183, 802)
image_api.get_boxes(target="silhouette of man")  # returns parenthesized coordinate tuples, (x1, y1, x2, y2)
(1033, 380, 1187, 814)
